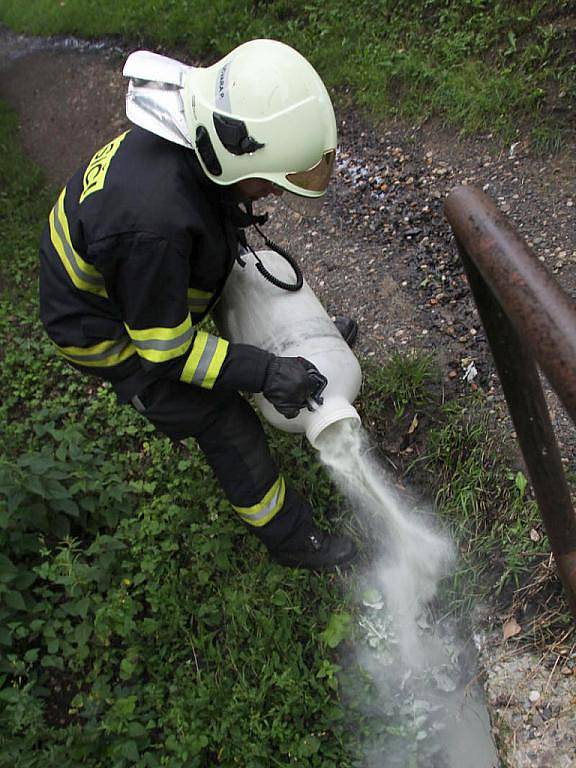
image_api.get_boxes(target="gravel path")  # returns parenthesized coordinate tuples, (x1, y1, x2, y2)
(1, 26, 575, 766)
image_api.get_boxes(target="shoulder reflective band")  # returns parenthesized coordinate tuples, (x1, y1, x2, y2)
(233, 476, 286, 528)
(49, 188, 108, 298)
(285, 149, 336, 193)
(187, 288, 214, 315)
(126, 315, 195, 363)
(180, 331, 229, 389)
(56, 337, 135, 367)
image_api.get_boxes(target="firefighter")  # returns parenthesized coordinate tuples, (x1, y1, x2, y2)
(39, 39, 357, 569)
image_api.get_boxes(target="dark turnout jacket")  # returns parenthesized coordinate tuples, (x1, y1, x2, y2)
(39, 127, 271, 401)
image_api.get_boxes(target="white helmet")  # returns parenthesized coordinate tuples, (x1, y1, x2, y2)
(123, 40, 337, 198)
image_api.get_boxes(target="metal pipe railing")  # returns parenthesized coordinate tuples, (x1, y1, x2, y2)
(444, 185, 576, 618)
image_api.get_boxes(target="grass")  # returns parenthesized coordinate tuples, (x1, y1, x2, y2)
(358, 352, 572, 636)
(424, 400, 543, 602)
(360, 351, 438, 420)
(0, 0, 574, 145)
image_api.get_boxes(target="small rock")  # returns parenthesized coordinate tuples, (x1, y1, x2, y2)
(528, 690, 541, 703)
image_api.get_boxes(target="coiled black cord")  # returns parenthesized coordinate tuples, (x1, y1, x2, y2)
(247, 221, 303, 292)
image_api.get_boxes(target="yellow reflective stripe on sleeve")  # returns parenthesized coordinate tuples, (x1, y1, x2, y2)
(233, 476, 286, 528)
(203, 337, 229, 387)
(56, 337, 136, 367)
(125, 315, 194, 363)
(49, 188, 108, 299)
(181, 330, 208, 380)
(187, 288, 214, 314)
(126, 315, 192, 342)
(180, 331, 229, 389)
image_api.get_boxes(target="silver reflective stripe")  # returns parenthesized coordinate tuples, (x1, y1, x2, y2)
(190, 334, 219, 386)
(64, 338, 131, 363)
(131, 324, 195, 352)
(52, 205, 105, 288)
(236, 481, 284, 525)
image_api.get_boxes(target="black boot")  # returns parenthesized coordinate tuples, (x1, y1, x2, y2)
(269, 521, 357, 570)
(333, 316, 358, 348)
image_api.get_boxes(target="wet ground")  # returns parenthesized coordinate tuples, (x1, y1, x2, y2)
(1, 24, 575, 766)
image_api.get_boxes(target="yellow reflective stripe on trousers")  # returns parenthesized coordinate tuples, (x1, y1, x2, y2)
(56, 337, 136, 367)
(125, 315, 195, 363)
(233, 476, 286, 528)
(49, 188, 108, 299)
(187, 288, 214, 314)
(180, 331, 229, 389)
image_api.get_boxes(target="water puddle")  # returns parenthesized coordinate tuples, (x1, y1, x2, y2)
(316, 419, 500, 767)
(0, 24, 124, 70)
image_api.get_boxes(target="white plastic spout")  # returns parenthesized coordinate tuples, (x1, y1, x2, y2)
(214, 249, 363, 447)
(304, 397, 361, 448)
(255, 392, 361, 447)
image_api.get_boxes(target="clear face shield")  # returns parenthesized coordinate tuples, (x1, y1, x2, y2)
(232, 150, 337, 218)
(281, 149, 336, 217)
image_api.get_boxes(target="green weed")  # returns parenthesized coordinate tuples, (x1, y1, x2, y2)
(357, 350, 560, 620)
(361, 350, 438, 420)
(531, 123, 567, 155)
(421, 397, 546, 615)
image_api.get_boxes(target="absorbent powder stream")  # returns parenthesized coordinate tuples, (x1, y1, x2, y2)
(316, 418, 454, 663)
(315, 419, 500, 768)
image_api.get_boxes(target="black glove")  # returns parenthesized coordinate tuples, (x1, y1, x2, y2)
(262, 356, 327, 419)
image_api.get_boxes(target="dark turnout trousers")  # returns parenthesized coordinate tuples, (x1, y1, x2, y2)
(124, 378, 312, 550)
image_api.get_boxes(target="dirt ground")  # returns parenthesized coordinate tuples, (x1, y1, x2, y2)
(1, 26, 575, 767)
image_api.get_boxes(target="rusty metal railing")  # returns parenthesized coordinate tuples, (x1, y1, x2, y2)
(444, 185, 576, 618)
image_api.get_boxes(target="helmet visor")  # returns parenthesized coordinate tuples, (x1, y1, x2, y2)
(285, 149, 336, 194)
(280, 192, 326, 218)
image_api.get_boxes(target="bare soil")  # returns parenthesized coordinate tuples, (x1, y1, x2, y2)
(1, 26, 575, 767)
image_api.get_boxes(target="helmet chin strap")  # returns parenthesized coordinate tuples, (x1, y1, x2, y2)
(242, 200, 269, 227)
